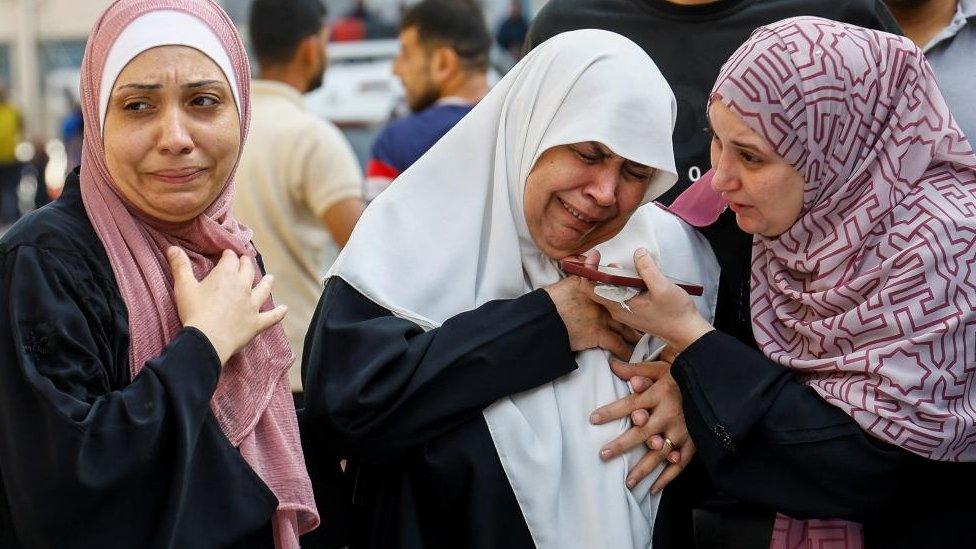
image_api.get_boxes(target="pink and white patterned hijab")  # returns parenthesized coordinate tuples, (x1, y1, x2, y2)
(710, 16, 976, 548)
(79, 0, 318, 546)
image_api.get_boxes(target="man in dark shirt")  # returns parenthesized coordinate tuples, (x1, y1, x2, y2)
(364, 0, 491, 202)
(526, 0, 901, 204)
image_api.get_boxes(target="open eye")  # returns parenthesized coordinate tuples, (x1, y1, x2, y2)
(739, 150, 761, 165)
(190, 95, 219, 107)
(123, 100, 152, 112)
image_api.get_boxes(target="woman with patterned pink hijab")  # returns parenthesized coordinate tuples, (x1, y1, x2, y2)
(587, 16, 976, 549)
(0, 0, 317, 547)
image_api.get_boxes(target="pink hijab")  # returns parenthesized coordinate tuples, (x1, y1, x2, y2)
(79, 0, 318, 546)
(672, 16, 976, 548)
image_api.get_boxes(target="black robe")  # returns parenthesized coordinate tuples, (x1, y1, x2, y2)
(300, 276, 582, 548)
(670, 210, 976, 548)
(0, 172, 277, 548)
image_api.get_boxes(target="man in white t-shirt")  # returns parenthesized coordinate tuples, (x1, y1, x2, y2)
(235, 0, 364, 394)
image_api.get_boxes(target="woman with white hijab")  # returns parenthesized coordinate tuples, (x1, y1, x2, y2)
(301, 29, 719, 548)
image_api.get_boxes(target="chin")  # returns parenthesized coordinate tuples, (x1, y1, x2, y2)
(733, 214, 763, 236)
(149, 195, 212, 222)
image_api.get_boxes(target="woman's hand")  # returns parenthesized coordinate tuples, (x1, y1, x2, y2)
(545, 274, 641, 360)
(590, 359, 694, 494)
(167, 247, 287, 366)
(587, 247, 713, 352)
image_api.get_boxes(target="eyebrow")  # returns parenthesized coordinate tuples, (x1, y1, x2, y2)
(730, 139, 765, 155)
(114, 79, 225, 93)
(591, 141, 613, 155)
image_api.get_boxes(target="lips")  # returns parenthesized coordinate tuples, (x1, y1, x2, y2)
(557, 197, 599, 225)
(147, 167, 207, 184)
(728, 201, 753, 213)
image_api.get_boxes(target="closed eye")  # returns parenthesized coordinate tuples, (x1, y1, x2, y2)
(572, 147, 601, 164)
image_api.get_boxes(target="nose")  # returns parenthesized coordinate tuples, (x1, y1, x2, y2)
(156, 105, 194, 156)
(710, 148, 740, 194)
(583, 167, 618, 207)
(393, 53, 404, 79)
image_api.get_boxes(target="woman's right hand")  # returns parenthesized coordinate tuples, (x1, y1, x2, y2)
(167, 247, 287, 366)
(544, 275, 640, 360)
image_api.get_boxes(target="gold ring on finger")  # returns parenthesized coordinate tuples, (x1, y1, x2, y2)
(662, 436, 677, 454)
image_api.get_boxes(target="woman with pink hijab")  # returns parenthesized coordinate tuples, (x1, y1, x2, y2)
(587, 16, 976, 549)
(0, 0, 317, 547)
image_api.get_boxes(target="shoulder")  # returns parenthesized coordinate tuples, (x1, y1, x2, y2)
(418, 104, 470, 126)
(380, 106, 466, 146)
(0, 175, 112, 284)
(527, 0, 622, 47)
(764, 0, 901, 33)
(375, 112, 422, 143)
(303, 114, 349, 145)
(370, 115, 418, 164)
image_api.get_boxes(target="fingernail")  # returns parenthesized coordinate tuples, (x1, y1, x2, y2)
(635, 247, 648, 258)
(651, 486, 661, 495)
(589, 412, 601, 424)
(600, 448, 612, 459)
(626, 478, 636, 489)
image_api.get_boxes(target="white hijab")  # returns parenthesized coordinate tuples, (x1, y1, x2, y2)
(329, 29, 718, 548)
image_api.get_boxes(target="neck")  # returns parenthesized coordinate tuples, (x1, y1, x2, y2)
(887, 0, 958, 47)
(439, 72, 489, 104)
(257, 65, 308, 94)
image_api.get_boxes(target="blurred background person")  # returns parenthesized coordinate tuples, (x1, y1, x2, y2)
(496, 0, 530, 62)
(235, 0, 365, 397)
(0, 84, 23, 228)
(331, 0, 400, 41)
(60, 90, 85, 172)
(885, 0, 976, 140)
(363, 0, 491, 202)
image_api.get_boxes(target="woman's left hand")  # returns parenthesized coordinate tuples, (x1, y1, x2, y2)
(586, 247, 713, 352)
(590, 359, 694, 494)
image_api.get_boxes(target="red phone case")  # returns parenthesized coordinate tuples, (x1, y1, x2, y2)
(559, 259, 704, 296)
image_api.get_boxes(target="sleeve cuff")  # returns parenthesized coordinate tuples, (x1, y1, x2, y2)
(673, 330, 791, 452)
(147, 327, 222, 402)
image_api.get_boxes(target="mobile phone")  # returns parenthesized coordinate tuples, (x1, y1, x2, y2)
(559, 258, 704, 296)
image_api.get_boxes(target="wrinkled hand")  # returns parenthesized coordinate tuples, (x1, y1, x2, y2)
(586, 248, 713, 352)
(591, 359, 694, 494)
(545, 269, 642, 360)
(168, 247, 287, 366)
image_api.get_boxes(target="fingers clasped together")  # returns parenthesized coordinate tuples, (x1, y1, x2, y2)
(577, 248, 713, 495)
(590, 356, 694, 494)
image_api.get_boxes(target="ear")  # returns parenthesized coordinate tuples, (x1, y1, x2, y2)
(298, 34, 321, 67)
(430, 46, 460, 85)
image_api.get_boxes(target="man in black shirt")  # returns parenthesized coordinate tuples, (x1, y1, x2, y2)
(527, 0, 901, 204)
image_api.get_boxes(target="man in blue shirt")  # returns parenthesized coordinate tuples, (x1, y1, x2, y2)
(886, 0, 976, 142)
(364, 0, 490, 202)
